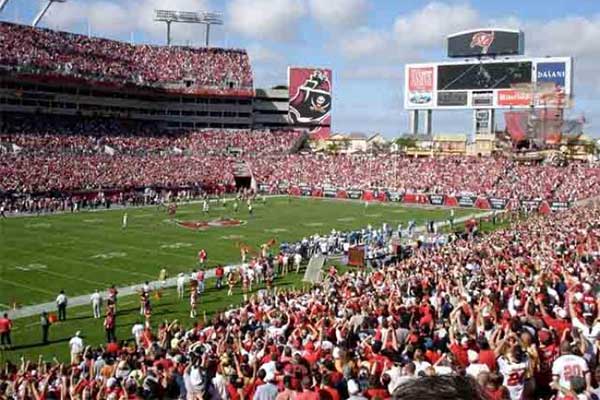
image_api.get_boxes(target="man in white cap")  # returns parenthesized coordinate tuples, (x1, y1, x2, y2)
(69, 331, 84, 363)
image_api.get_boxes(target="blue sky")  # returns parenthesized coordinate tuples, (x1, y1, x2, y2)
(2, 0, 600, 137)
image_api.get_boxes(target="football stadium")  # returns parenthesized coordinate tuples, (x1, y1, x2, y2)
(0, 1, 599, 399)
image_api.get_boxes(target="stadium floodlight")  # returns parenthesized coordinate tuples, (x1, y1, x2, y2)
(32, 0, 66, 27)
(154, 9, 223, 47)
(0, 0, 10, 13)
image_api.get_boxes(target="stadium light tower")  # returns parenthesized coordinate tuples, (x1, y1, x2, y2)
(154, 9, 223, 47)
(0, 0, 10, 13)
(32, 0, 66, 27)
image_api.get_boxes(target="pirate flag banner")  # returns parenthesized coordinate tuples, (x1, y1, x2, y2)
(288, 67, 332, 140)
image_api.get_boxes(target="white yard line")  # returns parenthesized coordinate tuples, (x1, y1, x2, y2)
(0, 278, 56, 295)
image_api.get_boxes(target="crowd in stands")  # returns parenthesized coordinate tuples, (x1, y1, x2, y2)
(1, 151, 599, 208)
(1, 199, 599, 399)
(0, 116, 303, 157)
(0, 22, 253, 92)
(252, 155, 600, 202)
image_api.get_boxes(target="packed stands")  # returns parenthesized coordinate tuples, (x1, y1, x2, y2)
(252, 154, 600, 202)
(1, 142, 599, 209)
(1, 200, 599, 399)
(0, 22, 253, 94)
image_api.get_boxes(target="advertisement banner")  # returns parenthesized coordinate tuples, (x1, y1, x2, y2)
(437, 92, 469, 107)
(537, 62, 566, 88)
(407, 67, 434, 107)
(299, 186, 312, 196)
(457, 195, 477, 207)
(550, 201, 570, 211)
(347, 189, 363, 200)
(428, 194, 445, 206)
(437, 91, 468, 106)
(408, 67, 434, 91)
(385, 190, 402, 202)
(497, 89, 532, 106)
(258, 183, 270, 192)
(488, 197, 508, 210)
(323, 187, 337, 198)
(520, 199, 541, 210)
(472, 91, 494, 107)
(288, 67, 332, 140)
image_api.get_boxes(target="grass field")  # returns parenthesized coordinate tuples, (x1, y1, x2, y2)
(0, 197, 474, 306)
(0, 197, 481, 362)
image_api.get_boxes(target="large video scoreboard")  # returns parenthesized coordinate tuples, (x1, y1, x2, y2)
(404, 57, 572, 110)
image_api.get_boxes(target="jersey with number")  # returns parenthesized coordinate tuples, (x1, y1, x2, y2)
(552, 354, 589, 392)
(497, 356, 529, 400)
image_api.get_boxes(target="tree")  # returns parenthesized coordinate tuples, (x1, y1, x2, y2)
(394, 136, 417, 150)
(326, 142, 341, 154)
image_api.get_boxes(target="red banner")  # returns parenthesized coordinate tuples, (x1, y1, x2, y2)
(408, 67, 434, 91)
(288, 67, 332, 140)
(474, 197, 491, 209)
(497, 89, 532, 106)
(362, 190, 374, 201)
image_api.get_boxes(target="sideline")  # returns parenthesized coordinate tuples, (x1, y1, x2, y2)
(5, 209, 496, 320)
(1, 195, 285, 219)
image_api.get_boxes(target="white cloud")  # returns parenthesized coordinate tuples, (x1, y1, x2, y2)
(44, 0, 214, 44)
(308, 0, 369, 30)
(337, 28, 390, 59)
(246, 44, 284, 64)
(335, 2, 478, 62)
(340, 65, 403, 81)
(393, 2, 478, 49)
(226, 0, 306, 41)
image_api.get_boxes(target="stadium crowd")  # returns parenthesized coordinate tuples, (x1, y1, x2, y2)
(0, 116, 304, 156)
(0, 22, 253, 91)
(1, 150, 599, 213)
(251, 154, 600, 202)
(1, 201, 599, 399)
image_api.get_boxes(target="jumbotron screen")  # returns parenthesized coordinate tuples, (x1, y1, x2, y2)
(437, 61, 532, 91)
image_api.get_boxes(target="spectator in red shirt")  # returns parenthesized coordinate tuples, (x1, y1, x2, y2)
(0, 312, 12, 349)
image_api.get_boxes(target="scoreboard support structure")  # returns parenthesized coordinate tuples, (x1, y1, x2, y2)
(408, 110, 433, 136)
(473, 109, 495, 135)
(409, 110, 419, 135)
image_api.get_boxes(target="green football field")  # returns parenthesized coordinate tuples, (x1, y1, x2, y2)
(0, 197, 474, 307)
(0, 197, 481, 362)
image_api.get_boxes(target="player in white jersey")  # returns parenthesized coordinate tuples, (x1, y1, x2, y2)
(176, 273, 186, 300)
(122, 213, 128, 229)
(90, 290, 102, 319)
(202, 200, 209, 214)
(497, 347, 530, 400)
(552, 342, 591, 397)
(294, 253, 302, 273)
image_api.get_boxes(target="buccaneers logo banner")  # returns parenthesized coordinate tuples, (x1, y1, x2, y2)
(288, 68, 332, 139)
